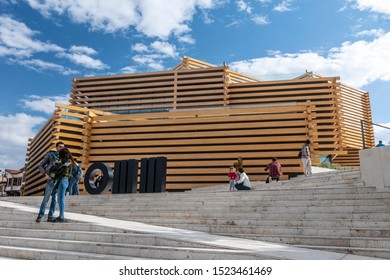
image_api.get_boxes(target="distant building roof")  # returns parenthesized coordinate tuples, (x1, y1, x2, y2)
(5, 169, 24, 175)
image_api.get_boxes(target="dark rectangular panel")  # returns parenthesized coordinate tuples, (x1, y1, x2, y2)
(154, 157, 167, 192)
(139, 158, 148, 193)
(119, 160, 128, 194)
(126, 159, 138, 193)
(146, 157, 156, 193)
(112, 160, 121, 194)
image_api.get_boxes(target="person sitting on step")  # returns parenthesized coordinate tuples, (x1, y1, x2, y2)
(264, 157, 282, 183)
(234, 167, 251, 190)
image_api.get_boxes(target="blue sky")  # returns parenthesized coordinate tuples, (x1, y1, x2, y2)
(1, 0, 390, 169)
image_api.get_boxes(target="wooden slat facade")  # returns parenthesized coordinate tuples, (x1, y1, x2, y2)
(332, 84, 374, 166)
(23, 105, 109, 196)
(23, 56, 374, 195)
(87, 104, 317, 190)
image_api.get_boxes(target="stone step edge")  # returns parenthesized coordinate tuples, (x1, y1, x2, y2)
(0, 235, 257, 256)
(4, 228, 389, 247)
(0, 227, 229, 250)
(0, 244, 149, 260)
(137, 223, 390, 232)
(294, 244, 390, 253)
(211, 233, 390, 241)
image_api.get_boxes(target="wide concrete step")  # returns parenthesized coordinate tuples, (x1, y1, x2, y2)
(213, 233, 390, 249)
(148, 224, 388, 244)
(295, 244, 390, 259)
(0, 186, 377, 205)
(81, 211, 389, 222)
(118, 217, 390, 229)
(0, 221, 127, 233)
(133, 224, 354, 236)
(0, 227, 223, 249)
(0, 235, 266, 260)
(259, 179, 365, 187)
(66, 198, 390, 212)
(0, 245, 148, 260)
(69, 205, 390, 220)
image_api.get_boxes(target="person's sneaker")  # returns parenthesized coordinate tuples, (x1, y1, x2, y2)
(47, 217, 54, 222)
(35, 217, 41, 223)
(53, 217, 64, 223)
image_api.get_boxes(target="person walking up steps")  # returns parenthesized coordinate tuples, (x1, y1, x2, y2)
(67, 159, 83, 195)
(301, 140, 312, 177)
(36, 141, 65, 223)
(376, 140, 385, 147)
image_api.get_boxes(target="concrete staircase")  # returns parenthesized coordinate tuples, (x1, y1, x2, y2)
(0, 169, 388, 259)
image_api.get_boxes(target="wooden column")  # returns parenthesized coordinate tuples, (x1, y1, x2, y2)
(81, 111, 95, 174)
(305, 100, 316, 160)
(223, 62, 230, 107)
(173, 71, 177, 110)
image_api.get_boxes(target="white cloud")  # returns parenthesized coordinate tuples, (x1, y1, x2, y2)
(0, 113, 46, 169)
(354, 0, 390, 15)
(373, 123, 390, 145)
(0, 15, 64, 58)
(251, 14, 270, 25)
(120, 66, 137, 74)
(0, 16, 103, 73)
(202, 10, 214, 24)
(132, 53, 165, 70)
(26, 0, 139, 32)
(226, 20, 242, 28)
(132, 54, 158, 65)
(56, 46, 108, 70)
(355, 28, 385, 38)
(132, 43, 149, 52)
(20, 94, 70, 114)
(178, 34, 196, 44)
(26, 0, 217, 39)
(237, 0, 252, 14)
(273, 0, 294, 12)
(69, 45, 97, 55)
(10, 58, 78, 75)
(59, 52, 108, 70)
(147, 61, 165, 71)
(230, 32, 390, 88)
(131, 41, 179, 71)
(150, 41, 178, 58)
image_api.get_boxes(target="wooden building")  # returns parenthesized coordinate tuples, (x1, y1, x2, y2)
(23, 57, 374, 195)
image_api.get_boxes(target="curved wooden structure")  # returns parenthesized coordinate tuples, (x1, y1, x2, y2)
(23, 57, 374, 195)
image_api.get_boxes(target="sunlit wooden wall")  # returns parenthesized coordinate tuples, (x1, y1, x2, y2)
(23, 57, 374, 195)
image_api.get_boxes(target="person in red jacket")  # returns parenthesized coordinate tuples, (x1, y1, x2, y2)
(228, 166, 238, 191)
(264, 157, 282, 183)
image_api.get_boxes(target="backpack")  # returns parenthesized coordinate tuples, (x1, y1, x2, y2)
(48, 152, 69, 179)
(72, 164, 83, 180)
(298, 144, 310, 158)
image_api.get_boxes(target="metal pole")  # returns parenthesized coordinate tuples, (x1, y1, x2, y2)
(361, 120, 366, 149)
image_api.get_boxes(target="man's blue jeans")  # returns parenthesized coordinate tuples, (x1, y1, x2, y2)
(68, 177, 80, 195)
(57, 177, 69, 219)
(37, 179, 57, 219)
(234, 183, 251, 190)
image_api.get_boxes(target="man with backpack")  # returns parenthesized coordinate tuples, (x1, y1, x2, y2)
(300, 140, 312, 177)
(67, 160, 83, 195)
(36, 141, 65, 222)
